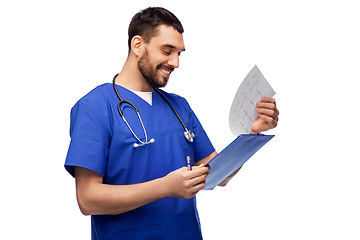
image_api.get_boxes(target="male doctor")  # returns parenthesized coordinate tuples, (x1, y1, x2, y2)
(65, 7, 279, 240)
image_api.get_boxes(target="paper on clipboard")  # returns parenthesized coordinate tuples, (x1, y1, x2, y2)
(204, 134, 274, 190)
(229, 65, 276, 135)
(203, 65, 276, 190)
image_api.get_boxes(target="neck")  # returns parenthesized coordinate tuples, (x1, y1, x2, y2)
(115, 55, 153, 92)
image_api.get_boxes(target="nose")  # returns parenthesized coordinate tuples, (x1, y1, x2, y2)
(168, 54, 180, 69)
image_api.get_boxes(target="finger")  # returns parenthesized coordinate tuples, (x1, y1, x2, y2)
(190, 165, 210, 175)
(256, 102, 279, 116)
(190, 180, 207, 193)
(256, 101, 274, 109)
(191, 183, 205, 194)
(186, 190, 200, 199)
(260, 97, 276, 105)
(188, 171, 209, 187)
(258, 113, 278, 128)
(256, 108, 279, 121)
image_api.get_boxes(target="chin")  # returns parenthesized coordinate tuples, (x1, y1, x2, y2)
(154, 75, 169, 88)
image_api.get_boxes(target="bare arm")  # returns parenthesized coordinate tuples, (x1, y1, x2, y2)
(74, 163, 210, 216)
(218, 166, 242, 186)
(195, 151, 218, 166)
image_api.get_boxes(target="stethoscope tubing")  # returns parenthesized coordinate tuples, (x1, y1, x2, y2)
(112, 74, 195, 145)
(153, 88, 188, 132)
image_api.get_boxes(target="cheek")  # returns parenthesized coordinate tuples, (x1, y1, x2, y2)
(150, 54, 168, 67)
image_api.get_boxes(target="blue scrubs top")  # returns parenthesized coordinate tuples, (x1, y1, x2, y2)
(65, 83, 215, 240)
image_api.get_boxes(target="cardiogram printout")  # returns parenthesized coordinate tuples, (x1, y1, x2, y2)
(229, 65, 276, 135)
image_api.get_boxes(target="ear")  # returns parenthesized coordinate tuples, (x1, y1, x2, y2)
(130, 35, 144, 57)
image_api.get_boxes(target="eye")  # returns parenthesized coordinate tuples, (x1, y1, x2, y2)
(163, 50, 171, 56)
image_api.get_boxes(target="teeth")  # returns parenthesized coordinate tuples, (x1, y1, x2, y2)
(161, 69, 171, 75)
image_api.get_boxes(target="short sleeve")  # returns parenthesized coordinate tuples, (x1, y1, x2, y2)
(64, 91, 112, 177)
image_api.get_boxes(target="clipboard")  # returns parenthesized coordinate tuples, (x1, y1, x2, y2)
(203, 134, 274, 190)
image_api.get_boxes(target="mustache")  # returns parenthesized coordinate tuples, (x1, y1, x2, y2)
(156, 64, 174, 72)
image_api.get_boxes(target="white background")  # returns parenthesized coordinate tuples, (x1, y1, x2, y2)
(1, 0, 359, 239)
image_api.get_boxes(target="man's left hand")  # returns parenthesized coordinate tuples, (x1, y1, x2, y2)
(251, 97, 279, 134)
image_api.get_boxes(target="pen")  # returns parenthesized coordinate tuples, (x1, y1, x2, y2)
(186, 156, 192, 171)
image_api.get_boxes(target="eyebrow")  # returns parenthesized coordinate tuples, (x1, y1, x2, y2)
(163, 44, 186, 52)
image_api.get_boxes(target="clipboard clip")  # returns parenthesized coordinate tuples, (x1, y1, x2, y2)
(248, 132, 264, 140)
(249, 132, 264, 135)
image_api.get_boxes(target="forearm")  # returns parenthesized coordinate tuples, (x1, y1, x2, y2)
(218, 166, 242, 187)
(195, 151, 218, 166)
(75, 164, 210, 215)
(75, 168, 168, 216)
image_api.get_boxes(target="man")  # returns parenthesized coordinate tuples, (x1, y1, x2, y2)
(65, 7, 279, 240)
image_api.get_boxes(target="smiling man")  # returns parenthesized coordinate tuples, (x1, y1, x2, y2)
(121, 23, 185, 91)
(65, 7, 279, 240)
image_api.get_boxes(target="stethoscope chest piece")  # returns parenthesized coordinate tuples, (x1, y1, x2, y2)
(184, 129, 195, 142)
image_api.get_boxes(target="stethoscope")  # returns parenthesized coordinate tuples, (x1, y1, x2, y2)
(112, 74, 195, 147)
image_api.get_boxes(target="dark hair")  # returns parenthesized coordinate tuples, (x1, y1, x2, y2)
(128, 7, 184, 51)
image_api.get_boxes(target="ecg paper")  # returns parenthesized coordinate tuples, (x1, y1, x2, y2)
(229, 65, 276, 135)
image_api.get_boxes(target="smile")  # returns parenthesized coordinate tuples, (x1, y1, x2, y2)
(161, 68, 172, 75)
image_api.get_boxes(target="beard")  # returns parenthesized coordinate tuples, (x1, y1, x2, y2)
(138, 48, 171, 89)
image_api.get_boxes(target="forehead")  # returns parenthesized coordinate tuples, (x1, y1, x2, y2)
(149, 25, 185, 51)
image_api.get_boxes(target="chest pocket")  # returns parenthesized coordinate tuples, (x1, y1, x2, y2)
(179, 130, 196, 167)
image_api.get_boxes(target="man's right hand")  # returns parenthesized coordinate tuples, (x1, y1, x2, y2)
(162, 164, 210, 199)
